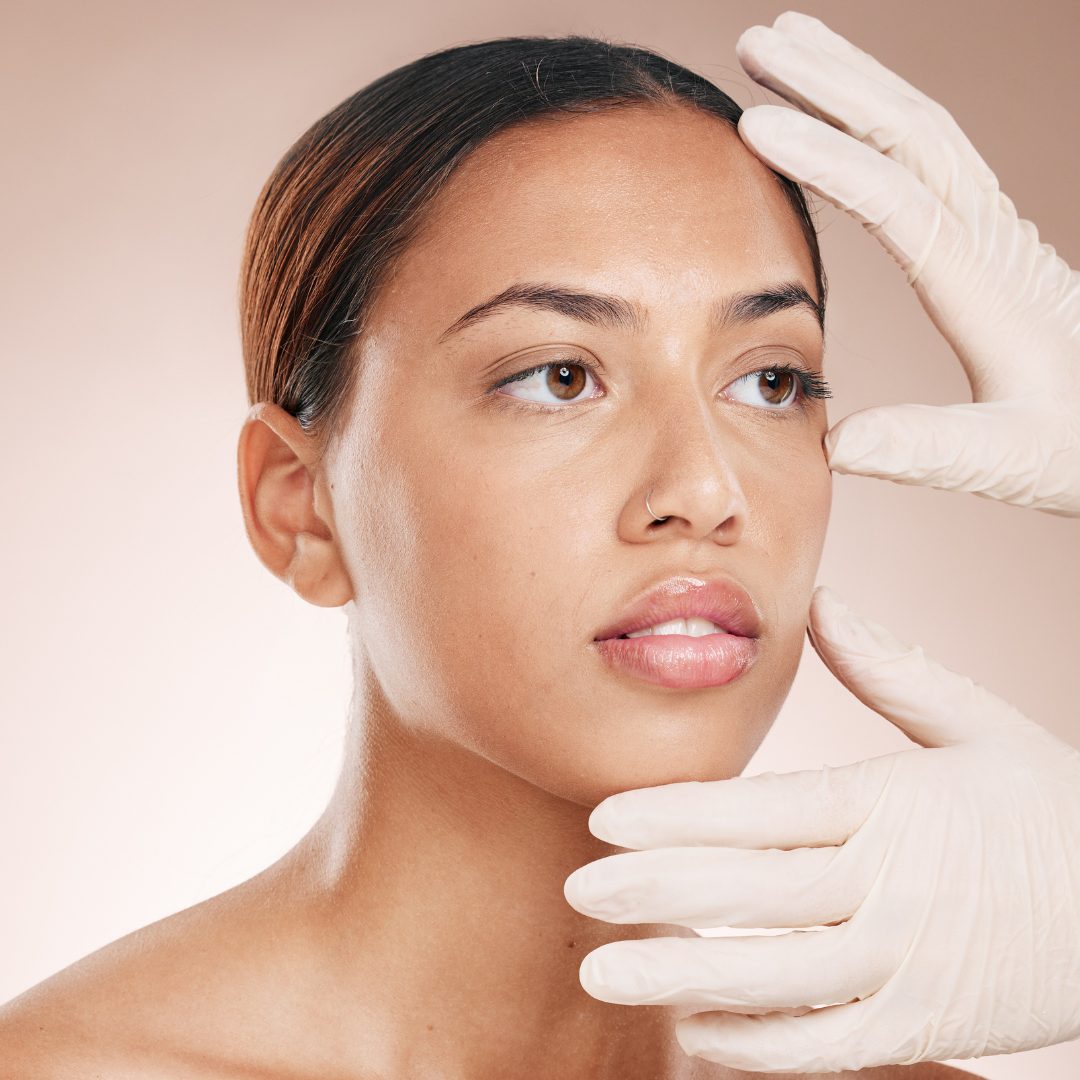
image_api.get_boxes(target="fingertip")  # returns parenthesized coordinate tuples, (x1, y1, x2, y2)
(676, 1011, 755, 1064)
(811, 584, 846, 612)
(771, 11, 870, 71)
(577, 948, 603, 996)
(587, 796, 621, 845)
(589, 786, 668, 848)
(824, 413, 873, 472)
(823, 419, 842, 462)
(674, 1011, 712, 1057)
(734, 24, 773, 74)
(562, 863, 590, 912)
(809, 588, 908, 666)
(826, 410, 916, 479)
(737, 105, 803, 166)
(808, 585, 854, 642)
(772, 10, 824, 35)
(737, 102, 791, 132)
(738, 105, 831, 172)
(808, 587, 849, 649)
(577, 943, 630, 1003)
(735, 22, 771, 49)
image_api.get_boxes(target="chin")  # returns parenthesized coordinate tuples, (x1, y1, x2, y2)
(517, 709, 776, 808)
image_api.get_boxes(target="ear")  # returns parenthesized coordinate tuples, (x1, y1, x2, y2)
(238, 403, 354, 607)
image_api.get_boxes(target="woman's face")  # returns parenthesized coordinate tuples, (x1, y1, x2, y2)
(326, 104, 831, 806)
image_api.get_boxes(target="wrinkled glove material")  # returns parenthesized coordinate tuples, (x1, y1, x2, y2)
(735, 12, 1080, 516)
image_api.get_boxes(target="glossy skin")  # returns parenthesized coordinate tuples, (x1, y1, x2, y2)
(0, 105, 974, 1080)
(331, 103, 830, 805)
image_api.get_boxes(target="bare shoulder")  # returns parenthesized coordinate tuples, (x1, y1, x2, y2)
(0, 980, 170, 1080)
(0, 876, 315, 1080)
(0, 929, 205, 1079)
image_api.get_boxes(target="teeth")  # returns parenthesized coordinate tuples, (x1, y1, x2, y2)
(627, 617, 726, 638)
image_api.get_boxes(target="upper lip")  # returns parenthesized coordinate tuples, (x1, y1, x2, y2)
(593, 576, 761, 641)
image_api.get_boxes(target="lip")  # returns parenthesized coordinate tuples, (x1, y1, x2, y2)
(593, 577, 760, 690)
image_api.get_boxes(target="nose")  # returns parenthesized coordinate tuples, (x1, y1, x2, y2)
(619, 397, 747, 546)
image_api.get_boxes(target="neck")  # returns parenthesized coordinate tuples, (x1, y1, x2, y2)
(284, 663, 702, 1080)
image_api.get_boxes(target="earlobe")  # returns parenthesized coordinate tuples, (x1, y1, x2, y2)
(238, 404, 354, 607)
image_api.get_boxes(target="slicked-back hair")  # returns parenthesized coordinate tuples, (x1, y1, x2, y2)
(241, 36, 825, 431)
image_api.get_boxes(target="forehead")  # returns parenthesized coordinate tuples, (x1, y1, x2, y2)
(395, 104, 816, 311)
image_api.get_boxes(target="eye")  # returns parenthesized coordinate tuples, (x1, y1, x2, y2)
(723, 369, 800, 409)
(497, 362, 599, 404)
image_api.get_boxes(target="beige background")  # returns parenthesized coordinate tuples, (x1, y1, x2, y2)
(2, 0, 1078, 1075)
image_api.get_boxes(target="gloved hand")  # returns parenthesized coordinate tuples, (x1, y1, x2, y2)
(736, 12, 1080, 517)
(565, 588, 1080, 1073)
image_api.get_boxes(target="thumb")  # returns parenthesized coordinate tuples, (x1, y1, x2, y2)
(826, 402, 1057, 509)
(808, 587, 1018, 747)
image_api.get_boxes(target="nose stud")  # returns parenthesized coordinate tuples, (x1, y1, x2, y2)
(645, 490, 669, 524)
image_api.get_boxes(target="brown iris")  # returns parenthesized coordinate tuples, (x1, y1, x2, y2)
(758, 370, 797, 405)
(546, 363, 587, 400)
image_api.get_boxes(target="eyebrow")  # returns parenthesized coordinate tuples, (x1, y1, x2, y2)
(715, 282, 824, 330)
(440, 283, 641, 339)
(440, 279, 823, 340)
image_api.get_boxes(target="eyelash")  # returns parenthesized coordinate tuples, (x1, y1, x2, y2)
(489, 361, 831, 404)
(493, 357, 601, 391)
(777, 366, 832, 401)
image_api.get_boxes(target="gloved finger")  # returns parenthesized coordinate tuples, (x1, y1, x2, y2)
(579, 926, 895, 1009)
(738, 106, 961, 285)
(759, 13, 998, 194)
(771, 12, 927, 103)
(826, 402, 1080, 515)
(676, 998, 888, 1074)
(588, 757, 891, 851)
(736, 26, 988, 220)
(565, 844, 872, 929)
(808, 586, 1023, 747)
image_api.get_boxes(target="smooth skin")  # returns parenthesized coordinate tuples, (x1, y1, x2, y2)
(0, 105, 973, 1079)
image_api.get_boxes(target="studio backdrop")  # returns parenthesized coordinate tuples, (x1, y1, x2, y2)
(2, 2, 1077, 1076)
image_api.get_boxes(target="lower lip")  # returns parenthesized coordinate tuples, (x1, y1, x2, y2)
(594, 633, 758, 689)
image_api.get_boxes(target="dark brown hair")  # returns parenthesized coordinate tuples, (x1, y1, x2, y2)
(241, 36, 825, 431)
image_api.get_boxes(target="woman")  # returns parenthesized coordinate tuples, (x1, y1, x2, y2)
(0, 37, 973, 1078)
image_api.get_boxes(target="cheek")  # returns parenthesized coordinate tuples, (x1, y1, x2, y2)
(740, 428, 832, 638)
(340, 397, 615, 757)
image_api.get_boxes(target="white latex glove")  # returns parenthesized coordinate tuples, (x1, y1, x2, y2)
(736, 13, 1080, 516)
(565, 588, 1080, 1073)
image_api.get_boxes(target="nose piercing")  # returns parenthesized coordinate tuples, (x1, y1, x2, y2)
(645, 490, 669, 524)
